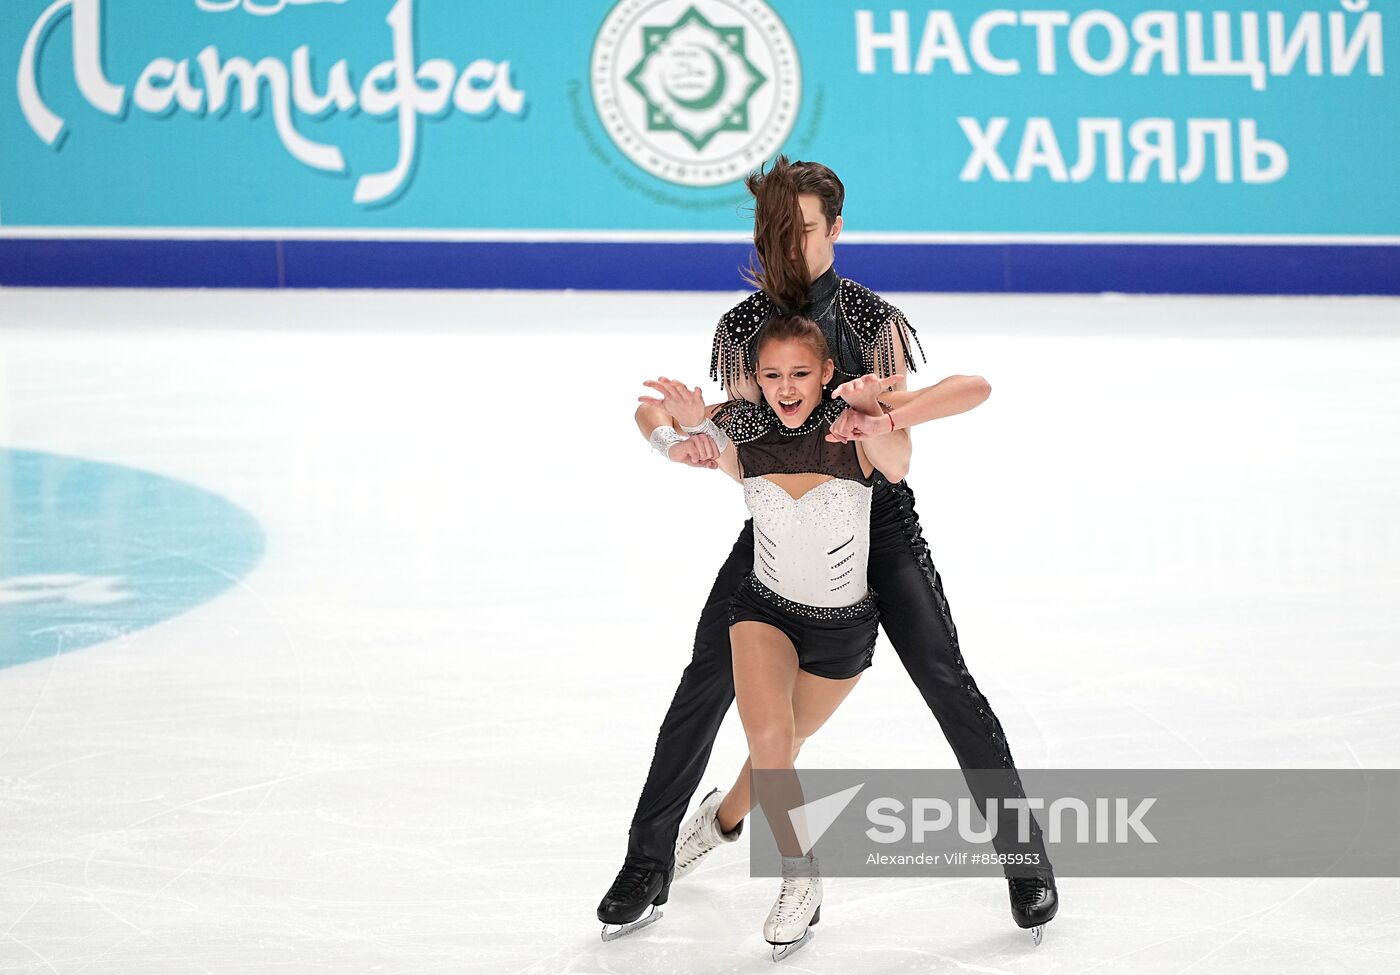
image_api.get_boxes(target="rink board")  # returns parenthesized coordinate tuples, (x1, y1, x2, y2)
(2, 238, 1398, 294)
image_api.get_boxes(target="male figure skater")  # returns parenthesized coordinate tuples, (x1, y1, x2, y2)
(599, 156, 1059, 947)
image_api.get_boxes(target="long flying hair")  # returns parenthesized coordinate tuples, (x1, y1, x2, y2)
(742, 156, 845, 314)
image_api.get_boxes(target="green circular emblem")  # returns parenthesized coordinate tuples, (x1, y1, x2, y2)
(591, 0, 802, 187)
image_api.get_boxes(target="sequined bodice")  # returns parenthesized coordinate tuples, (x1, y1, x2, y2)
(713, 397, 874, 608)
(746, 476, 872, 608)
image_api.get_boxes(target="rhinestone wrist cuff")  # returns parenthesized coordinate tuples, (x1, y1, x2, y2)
(649, 425, 685, 458)
(680, 417, 731, 453)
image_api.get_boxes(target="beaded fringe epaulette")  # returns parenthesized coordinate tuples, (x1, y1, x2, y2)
(709, 292, 772, 393)
(708, 280, 927, 393)
(836, 279, 927, 379)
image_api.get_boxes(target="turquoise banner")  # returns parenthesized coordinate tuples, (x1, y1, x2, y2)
(2, 0, 1397, 237)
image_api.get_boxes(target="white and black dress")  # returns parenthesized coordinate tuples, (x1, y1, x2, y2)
(712, 396, 879, 680)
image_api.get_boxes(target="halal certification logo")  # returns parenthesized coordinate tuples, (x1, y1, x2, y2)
(591, 0, 801, 187)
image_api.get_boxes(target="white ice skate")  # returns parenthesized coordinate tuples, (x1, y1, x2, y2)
(673, 787, 744, 880)
(763, 854, 822, 962)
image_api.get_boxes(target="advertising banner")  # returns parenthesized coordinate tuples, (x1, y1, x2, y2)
(2, 0, 1396, 291)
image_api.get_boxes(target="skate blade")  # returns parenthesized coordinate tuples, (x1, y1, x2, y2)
(769, 929, 814, 963)
(600, 905, 661, 942)
(1029, 923, 1044, 947)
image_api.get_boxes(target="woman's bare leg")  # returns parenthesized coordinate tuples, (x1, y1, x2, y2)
(729, 622, 862, 851)
(717, 666, 861, 831)
(730, 622, 800, 852)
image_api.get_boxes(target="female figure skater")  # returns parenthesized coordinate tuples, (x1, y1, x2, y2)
(637, 313, 988, 959)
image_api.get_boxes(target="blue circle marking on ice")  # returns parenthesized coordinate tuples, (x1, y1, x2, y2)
(0, 449, 265, 670)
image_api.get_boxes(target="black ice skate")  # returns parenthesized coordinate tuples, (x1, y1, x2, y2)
(597, 861, 672, 941)
(1008, 872, 1058, 946)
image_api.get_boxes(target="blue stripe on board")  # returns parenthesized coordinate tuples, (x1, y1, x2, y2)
(1, 239, 1396, 295)
(0, 238, 283, 288)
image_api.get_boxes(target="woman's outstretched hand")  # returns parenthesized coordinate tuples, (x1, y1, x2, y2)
(639, 376, 707, 428)
(832, 373, 904, 414)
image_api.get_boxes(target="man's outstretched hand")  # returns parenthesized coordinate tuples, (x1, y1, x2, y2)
(831, 373, 904, 414)
(826, 407, 891, 443)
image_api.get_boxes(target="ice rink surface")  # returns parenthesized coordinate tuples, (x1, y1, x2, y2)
(0, 286, 1397, 974)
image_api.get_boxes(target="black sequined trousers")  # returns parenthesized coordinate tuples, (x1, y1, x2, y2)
(622, 473, 1052, 878)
